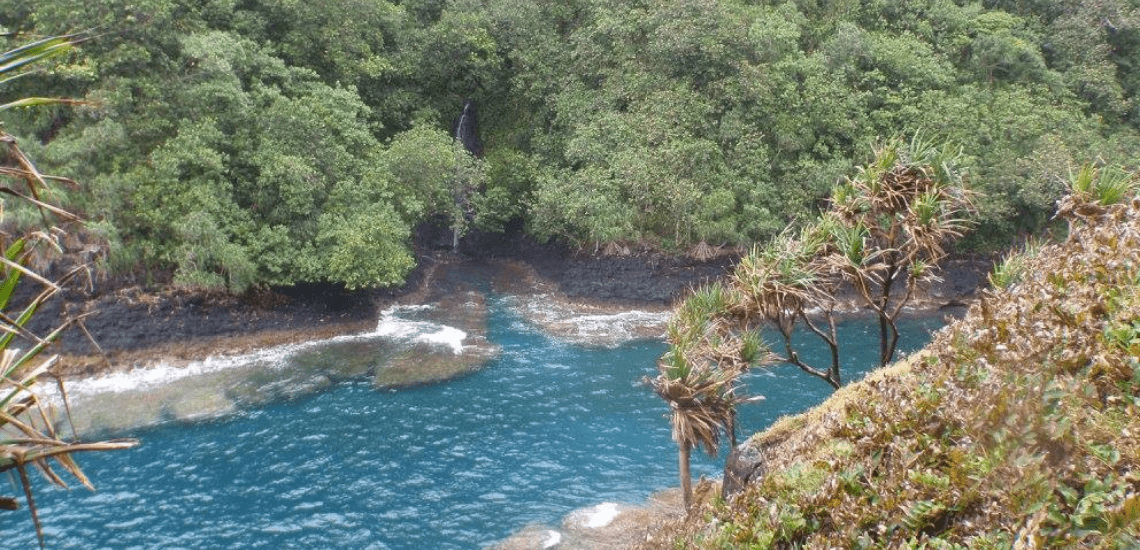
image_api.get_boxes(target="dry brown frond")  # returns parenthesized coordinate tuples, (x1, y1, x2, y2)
(602, 241, 632, 256)
(688, 241, 719, 262)
(0, 131, 139, 548)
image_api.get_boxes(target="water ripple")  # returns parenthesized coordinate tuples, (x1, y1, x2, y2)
(3, 300, 942, 549)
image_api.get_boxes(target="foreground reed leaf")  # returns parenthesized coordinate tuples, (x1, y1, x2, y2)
(0, 33, 137, 549)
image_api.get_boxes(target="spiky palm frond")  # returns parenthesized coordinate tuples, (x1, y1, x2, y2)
(650, 352, 754, 484)
(1, 35, 137, 549)
(654, 285, 769, 509)
(0, 138, 137, 547)
(651, 367, 737, 456)
(728, 233, 824, 326)
(0, 34, 84, 111)
(1056, 163, 1139, 223)
(666, 281, 773, 378)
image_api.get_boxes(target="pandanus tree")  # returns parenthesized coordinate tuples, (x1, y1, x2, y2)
(682, 135, 973, 389)
(0, 34, 138, 548)
(649, 283, 766, 510)
(825, 136, 974, 368)
(652, 136, 972, 508)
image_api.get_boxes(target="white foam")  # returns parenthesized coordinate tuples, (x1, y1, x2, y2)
(56, 306, 468, 399)
(585, 502, 620, 528)
(374, 306, 467, 354)
(570, 310, 670, 336)
(542, 530, 562, 548)
(507, 295, 671, 346)
(59, 326, 389, 398)
(61, 345, 295, 397)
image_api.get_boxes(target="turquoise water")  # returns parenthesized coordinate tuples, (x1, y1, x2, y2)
(3, 297, 943, 549)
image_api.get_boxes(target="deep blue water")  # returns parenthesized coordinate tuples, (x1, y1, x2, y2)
(3, 298, 942, 549)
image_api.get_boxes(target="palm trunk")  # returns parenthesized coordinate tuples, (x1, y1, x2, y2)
(679, 442, 692, 511)
(879, 267, 896, 366)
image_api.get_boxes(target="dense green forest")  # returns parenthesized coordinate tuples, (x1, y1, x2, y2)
(2, 0, 1139, 292)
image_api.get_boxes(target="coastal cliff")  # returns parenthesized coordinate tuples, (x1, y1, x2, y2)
(636, 197, 1140, 548)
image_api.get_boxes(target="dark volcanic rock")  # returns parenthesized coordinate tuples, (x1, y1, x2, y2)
(28, 283, 383, 356)
(722, 440, 767, 500)
(18, 220, 990, 375)
(530, 254, 734, 305)
(458, 222, 735, 305)
(20, 222, 728, 368)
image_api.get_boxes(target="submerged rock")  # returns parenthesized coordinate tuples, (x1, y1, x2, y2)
(51, 296, 498, 436)
(372, 339, 497, 388)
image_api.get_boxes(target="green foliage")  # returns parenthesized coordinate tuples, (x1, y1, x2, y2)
(1067, 163, 1138, 206)
(384, 123, 488, 240)
(987, 237, 1043, 290)
(665, 136, 973, 397)
(4, 0, 1140, 288)
(0, 34, 80, 109)
(319, 209, 415, 289)
(3, 22, 442, 290)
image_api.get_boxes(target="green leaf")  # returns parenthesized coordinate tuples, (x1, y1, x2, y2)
(0, 35, 75, 77)
(0, 239, 27, 312)
(0, 97, 75, 110)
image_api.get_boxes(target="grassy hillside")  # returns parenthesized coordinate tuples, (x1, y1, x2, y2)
(642, 190, 1140, 548)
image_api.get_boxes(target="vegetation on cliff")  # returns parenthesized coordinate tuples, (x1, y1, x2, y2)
(649, 134, 973, 510)
(642, 176, 1140, 548)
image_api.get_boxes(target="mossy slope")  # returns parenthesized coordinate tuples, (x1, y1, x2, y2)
(642, 197, 1140, 549)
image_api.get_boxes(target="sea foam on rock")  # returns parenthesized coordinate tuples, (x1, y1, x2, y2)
(488, 490, 684, 549)
(49, 295, 496, 436)
(505, 294, 672, 347)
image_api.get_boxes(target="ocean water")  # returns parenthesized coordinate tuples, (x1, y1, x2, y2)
(2, 296, 944, 549)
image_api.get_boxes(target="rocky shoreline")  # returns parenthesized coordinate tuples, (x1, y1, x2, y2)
(36, 240, 733, 378)
(24, 235, 995, 549)
(28, 229, 992, 381)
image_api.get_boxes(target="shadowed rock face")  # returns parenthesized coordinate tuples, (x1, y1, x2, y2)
(722, 439, 767, 500)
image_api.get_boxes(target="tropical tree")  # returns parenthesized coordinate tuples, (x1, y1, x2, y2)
(726, 225, 841, 386)
(664, 135, 974, 391)
(0, 34, 138, 548)
(649, 361, 742, 512)
(651, 136, 972, 507)
(824, 135, 974, 367)
(648, 283, 765, 510)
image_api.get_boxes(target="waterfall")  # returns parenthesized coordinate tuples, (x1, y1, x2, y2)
(455, 102, 470, 141)
(452, 100, 481, 250)
(453, 99, 480, 156)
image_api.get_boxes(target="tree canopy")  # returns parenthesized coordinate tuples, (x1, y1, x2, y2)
(2, 0, 1138, 290)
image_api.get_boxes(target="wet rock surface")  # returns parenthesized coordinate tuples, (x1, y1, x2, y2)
(21, 225, 991, 379)
(488, 489, 688, 550)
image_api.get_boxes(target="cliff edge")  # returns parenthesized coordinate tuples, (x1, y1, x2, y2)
(639, 196, 1140, 548)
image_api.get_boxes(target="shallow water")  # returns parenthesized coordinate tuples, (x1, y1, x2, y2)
(3, 296, 943, 549)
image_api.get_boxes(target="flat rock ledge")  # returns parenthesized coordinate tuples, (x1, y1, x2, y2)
(488, 489, 686, 550)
